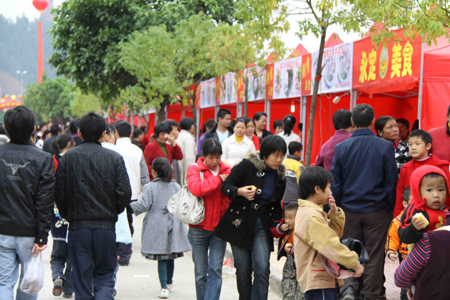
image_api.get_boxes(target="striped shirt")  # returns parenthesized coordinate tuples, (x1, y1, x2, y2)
(394, 233, 431, 289)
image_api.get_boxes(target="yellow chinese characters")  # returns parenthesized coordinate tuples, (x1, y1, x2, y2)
(368, 49, 377, 81)
(359, 51, 368, 83)
(391, 43, 402, 78)
(402, 41, 413, 77)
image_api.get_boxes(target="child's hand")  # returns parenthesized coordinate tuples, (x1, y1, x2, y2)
(280, 224, 289, 232)
(387, 252, 398, 262)
(412, 216, 426, 231)
(284, 245, 293, 254)
(407, 288, 413, 300)
(328, 196, 338, 212)
(353, 265, 364, 278)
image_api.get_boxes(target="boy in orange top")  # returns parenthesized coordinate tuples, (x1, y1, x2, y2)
(386, 187, 411, 300)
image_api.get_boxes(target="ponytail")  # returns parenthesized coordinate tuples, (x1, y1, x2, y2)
(53, 133, 75, 161)
(283, 114, 297, 136)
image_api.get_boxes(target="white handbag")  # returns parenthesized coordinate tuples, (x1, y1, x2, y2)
(168, 164, 205, 225)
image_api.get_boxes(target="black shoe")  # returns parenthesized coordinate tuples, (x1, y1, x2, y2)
(401, 294, 408, 300)
(341, 287, 355, 300)
(52, 277, 63, 297)
(62, 293, 73, 299)
(378, 288, 387, 299)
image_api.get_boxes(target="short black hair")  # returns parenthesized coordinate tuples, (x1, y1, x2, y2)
(132, 128, 143, 138)
(233, 118, 246, 129)
(403, 187, 411, 203)
(288, 141, 303, 155)
(205, 119, 215, 132)
(52, 133, 74, 159)
(396, 118, 410, 130)
(273, 120, 283, 131)
(298, 167, 333, 199)
(375, 116, 396, 137)
(69, 119, 80, 135)
(105, 124, 116, 136)
(333, 109, 352, 130)
(352, 104, 375, 128)
(422, 173, 447, 188)
(285, 202, 299, 212)
(154, 123, 172, 137)
(50, 124, 61, 135)
(409, 129, 432, 145)
(260, 135, 287, 160)
(4, 106, 35, 144)
(217, 109, 231, 121)
(79, 112, 106, 143)
(243, 117, 254, 128)
(152, 157, 172, 182)
(163, 119, 179, 130)
(253, 112, 267, 122)
(115, 120, 132, 138)
(283, 114, 297, 136)
(180, 117, 195, 131)
(202, 138, 223, 156)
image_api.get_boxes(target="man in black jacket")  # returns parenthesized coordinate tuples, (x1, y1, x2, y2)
(55, 112, 131, 300)
(202, 108, 232, 148)
(43, 124, 61, 154)
(0, 106, 54, 299)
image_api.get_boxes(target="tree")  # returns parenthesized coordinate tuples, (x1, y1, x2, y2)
(24, 75, 75, 123)
(70, 90, 102, 117)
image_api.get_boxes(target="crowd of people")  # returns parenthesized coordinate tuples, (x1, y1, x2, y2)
(1, 103, 450, 300)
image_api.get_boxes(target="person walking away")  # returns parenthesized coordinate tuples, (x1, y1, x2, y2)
(55, 112, 132, 300)
(43, 124, 61, 154)
(177, 117, 197, 186)
(428, 105, 450, 162)
(202, 109, 232, 147)
(282, 142, 304, 206)
(331, 104, 397, 300)
(0, 106, 54, 300)
(186, 139, 231, 300)
(197, 119, 216, 156)
(50, 134, 75, 298)
(131, 128, 145, 151)
(144, 123, 183, 181)
(295, 167, 364, 300)
(130, 158, 191, 299)
(244, 117, 260, 151)
(385, 187, 411, 300)
(163, 120, 182, 184)
(221, 118, 256, 167)
(115, 120, 150, 264)
(278, 115, 301, 156)
(254, 112, 272, 143)
(214, 135, 287, 300)
(393, 129, 450, 217)
(316, 110, 353, 171)
(69, 119, 83, 146)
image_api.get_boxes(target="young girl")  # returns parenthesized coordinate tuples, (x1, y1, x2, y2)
(130, 158, 191, 299)
(244, 117, 260, 150)
(51, 133, 74, 298)
(221, 118, 256, 167)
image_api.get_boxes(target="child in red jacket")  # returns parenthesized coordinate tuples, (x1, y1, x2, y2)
(394, 130, 450, 217)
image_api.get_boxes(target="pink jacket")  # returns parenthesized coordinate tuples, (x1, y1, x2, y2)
(187, 158, 231, 231)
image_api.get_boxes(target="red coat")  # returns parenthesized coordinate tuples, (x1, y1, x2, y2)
(144, 140, 183, 180)
(186, 158, 231, 231)
(251, 134, 260, 151)
(394, 155, 450, 217)
(429, 126, 450, 163)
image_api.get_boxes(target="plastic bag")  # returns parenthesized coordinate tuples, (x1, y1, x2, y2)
(20, 254, 45, 294)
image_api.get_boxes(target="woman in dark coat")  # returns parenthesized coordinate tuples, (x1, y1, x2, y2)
(214, 135, 287, 300)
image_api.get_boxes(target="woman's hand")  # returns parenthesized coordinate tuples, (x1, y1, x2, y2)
(237, 186, 257, 201)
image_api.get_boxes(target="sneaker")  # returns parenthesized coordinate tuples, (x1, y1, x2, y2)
(62, 293, 73, 299)
(52, 277, 63, 296)
(167, 280, 174, 292)
(341, 286, 355, 300)
(159, 288, 169, 299)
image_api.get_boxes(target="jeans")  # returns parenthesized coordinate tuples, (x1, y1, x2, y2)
(188, 227, 227, 300)
(68, 228, 116, 300)
(157, 260, 174, 289)
(51, 240, 74, 294)
(231, 217, 271, 300)
(0, 234, 38, 300)
(305, 288, 338, 300)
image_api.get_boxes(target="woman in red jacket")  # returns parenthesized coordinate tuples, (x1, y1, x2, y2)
(186, 139, 231, 300)
(244, 117, 260, 151)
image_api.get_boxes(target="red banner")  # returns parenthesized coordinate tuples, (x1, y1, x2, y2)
(265, 64, 274, 100)
(301, 54, 312, 96)
(352, 32, 422, 94)
(0, 100, 23, 110)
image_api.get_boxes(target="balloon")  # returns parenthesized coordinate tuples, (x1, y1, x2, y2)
(4, 95, 8, 100)
(32, 0, 49, 12)
(11, 95, 16, 101)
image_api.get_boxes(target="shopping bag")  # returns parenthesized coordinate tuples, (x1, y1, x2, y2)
(20, 253, 45, 294)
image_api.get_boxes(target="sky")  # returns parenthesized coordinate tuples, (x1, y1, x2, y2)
(0, 0, 364, 54)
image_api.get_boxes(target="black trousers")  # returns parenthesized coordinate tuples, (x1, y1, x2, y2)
(51, 240, 74, 294)
(340, 208, 390, 300)
(68, 228, 116, 300)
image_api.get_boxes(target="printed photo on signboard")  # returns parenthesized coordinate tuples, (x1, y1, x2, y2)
(201, 78, 216, 108)
(220, 73, 238, 104)
(273, 56, 302, 99)
(244, 66, 267, 101)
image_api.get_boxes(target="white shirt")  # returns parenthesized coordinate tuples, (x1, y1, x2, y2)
(217, 130, 229, 144)
(176, 130, 197, 186)
(278, 131, 301, 154)
(221, 134, 256, 167)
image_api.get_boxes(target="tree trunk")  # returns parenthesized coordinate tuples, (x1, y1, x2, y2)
(111, 105, 115, 124)
(244, 76, 249, 117)
(190, 84, 199, 129)
(156, 97, 169, 124)
(305, 28, 327, 167)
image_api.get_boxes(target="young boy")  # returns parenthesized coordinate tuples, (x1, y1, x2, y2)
(386, 187, 411, 300)
(394, 129, 450, 217)
(274, 119, 284, 135)
(274, 203, 304, 300)
(398, 165, 450, 244)
(294, 167, 364, 300)
(283, 142, 305, 205)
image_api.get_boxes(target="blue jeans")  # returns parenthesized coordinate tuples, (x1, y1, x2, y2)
(305, 288, 338, 300)
(0, 234, 38, 300)
(157, 259, 174, 289)
(231, 217, 271, 300)
(188, 227, 227, 300)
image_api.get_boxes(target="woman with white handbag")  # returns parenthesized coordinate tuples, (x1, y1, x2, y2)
(186, 139, 231, 300)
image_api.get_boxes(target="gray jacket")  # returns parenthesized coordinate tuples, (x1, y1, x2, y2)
(130, 179, 191, 255)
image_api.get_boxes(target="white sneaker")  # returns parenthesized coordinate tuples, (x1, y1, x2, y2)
(159, 288, 169, 299)
(167, 280, 174, 292)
